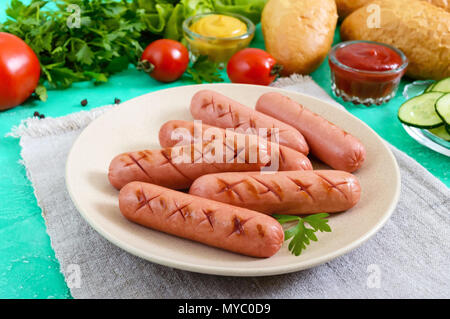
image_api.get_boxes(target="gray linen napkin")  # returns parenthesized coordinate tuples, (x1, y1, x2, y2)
(9, 76, 450, 298)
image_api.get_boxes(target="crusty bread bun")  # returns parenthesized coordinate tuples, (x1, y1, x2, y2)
(261, 0, 338, 75)
(425, 0, 450, 12)
(335, 0, 371, 18)
(336, 0, 450, 18)
(341, 0, 450, 80)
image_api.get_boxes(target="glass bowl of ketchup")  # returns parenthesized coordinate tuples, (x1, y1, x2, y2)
(329, 40, 409, 106)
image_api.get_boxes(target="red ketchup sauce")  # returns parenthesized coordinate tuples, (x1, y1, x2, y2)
(329, 41, 408, 105)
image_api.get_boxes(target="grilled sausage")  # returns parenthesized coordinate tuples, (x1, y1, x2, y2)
(109, 136, 312, 190)
(255, 92, 366, 172)
(190, 90, 309, 155)
(119, 182, 284, 257)
(159, 120, 221, 148)
(158, 119, 310, 170)
(189, 170, 361, 214)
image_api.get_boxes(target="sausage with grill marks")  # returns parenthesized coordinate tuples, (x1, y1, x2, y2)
(190, 90, 309, 155)
(108, 136, 312, 190)
(255, 92, 366, 172)
(189, 170, 361, 215)
(119, 182, 284, 257)
(158, 119, 310, 170)
(159, 120, 220, 148)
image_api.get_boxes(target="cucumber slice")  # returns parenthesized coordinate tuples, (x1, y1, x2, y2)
(435, 93, 450, 125)
(425, 83, 435, 92)
(398, 92, 444, 128)
(431, 77, 450, 93)
(428, 126, 450, 141)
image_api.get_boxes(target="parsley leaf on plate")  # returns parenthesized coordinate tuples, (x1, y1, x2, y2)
(274, 213, 332, 256)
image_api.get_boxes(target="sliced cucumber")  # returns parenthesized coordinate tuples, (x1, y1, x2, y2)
(398, 92, 444, 128)
(431, 77, 450, 93)
(428, 125, 450, 141)
(435, 93, 450, 125)
(425, 83, 435, 92)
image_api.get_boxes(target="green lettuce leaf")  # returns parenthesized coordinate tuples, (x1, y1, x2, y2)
(164, 3, 186, 40)
(181, 0, 214, 17)
(212, 0, 267, 24)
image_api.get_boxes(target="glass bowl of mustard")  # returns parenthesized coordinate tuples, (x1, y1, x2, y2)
(183, 12, 255, 64)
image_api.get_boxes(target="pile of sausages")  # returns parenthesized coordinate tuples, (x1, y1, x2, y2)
(108, 90, 366, 258)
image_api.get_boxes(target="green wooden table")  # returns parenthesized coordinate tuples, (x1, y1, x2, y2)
(0, 5, 448, 298)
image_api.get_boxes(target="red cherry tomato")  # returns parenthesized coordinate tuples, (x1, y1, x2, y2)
(140, 39, 189, 83)
(227, 48, 281, 86)
(0, 32, 40, 111)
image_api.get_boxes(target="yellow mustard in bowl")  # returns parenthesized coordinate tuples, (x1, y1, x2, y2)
(183, 12, 255, 63)
(190, 14, 247, 38)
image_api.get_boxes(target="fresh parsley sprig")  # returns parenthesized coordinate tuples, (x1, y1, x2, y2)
(0, 0, 154, 90)
(186, 55, 224, 84)
(274, 213, 331, 256)
(0, 0, 264, 93)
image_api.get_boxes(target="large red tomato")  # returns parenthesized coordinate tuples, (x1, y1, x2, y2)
(0, 32, 40, 110)
(227, 48, 281, 86)
(140, 39, 189, 83)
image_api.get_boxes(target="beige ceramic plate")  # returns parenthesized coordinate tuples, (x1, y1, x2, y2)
(66, 84, 400, 276)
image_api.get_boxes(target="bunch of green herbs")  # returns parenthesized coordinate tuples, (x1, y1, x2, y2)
(0, 0, 266, 100)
